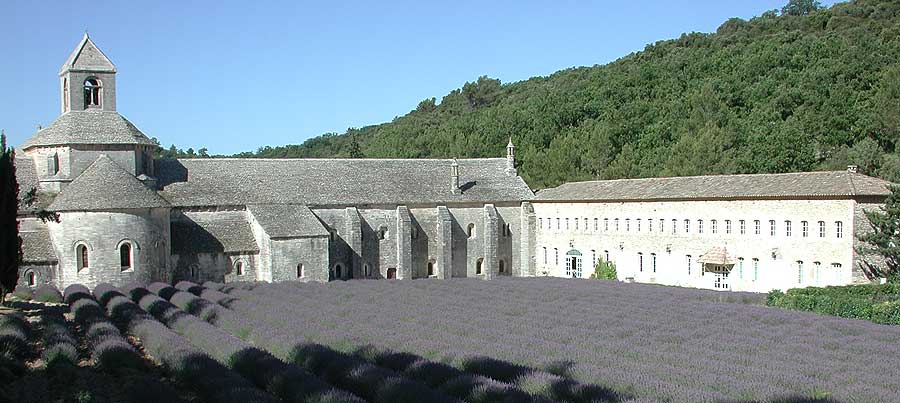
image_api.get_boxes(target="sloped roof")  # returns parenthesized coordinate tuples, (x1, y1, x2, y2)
(171, 211, 259, 254)
(20, 221, 57, 263)
(698, 247, 734, 265)
(21, 110, 155, 149)
(156, 158, 534, 207)
(14, 157, 38, 210)
(248, 204, 328, 238)
(48, 155, 170, 212)
(59, 33, 116, 74)
(535, 171, 896, 202)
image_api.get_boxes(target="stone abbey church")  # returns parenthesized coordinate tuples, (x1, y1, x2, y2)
(14, 36, 897, 292)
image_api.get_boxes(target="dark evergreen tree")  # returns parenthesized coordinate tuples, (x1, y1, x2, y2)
(781, 0, 821, 16)
(858, 186, 900, 282)
(0, 132, 22, 305)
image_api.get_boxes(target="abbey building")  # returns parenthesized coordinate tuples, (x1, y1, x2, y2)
(13, 36, 896, 292)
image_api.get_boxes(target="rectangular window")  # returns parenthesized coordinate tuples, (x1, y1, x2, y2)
(754, 220, 761, 235)
(698, 219, 704, 234)
(725, 220, 731, 234)
(819, 221, 825, 238)
(835, 221, 843, 238)
(539, 218, 543, 229)
(626, 219, 630, 232)
(638, 253, 643, 272)
(556, 218, 560, 230)
(813, 261, 821, 284)
(752, 258, 759, 281)
(574, 218, 579, 230)
(785, 220, 792, 237)
(686, 255, 692, 276)
(543, 247, 547, 264)
(802, 221, 808, 237)
(797, 261, 804, 284)
(672, 219, 677, 235)
(584, 217, 588, 232)
(566, 218, 570, 230)
(615, 218, 620, 232)
(591, 249, 597, 266)
(740, 220, 746, 235)
(637, 218, 641, 232)
(648, 218, 653, 232)
(594, 218, 598, 231)
(604, 218, 609, 232)
(769, 220, 776, 237)
(651, 253, 657, 273)
(711, 220, 717, 234)
(684, 219, 690, 234)
(554, 248, 558, 265)
(604, 250, 609, 263)
(659, 219, 664, 233)
(737, 257, 744, 279)
(832, 263, 842, 284)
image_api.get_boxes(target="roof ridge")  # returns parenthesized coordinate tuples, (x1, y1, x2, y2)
(552, 170, 860, 188)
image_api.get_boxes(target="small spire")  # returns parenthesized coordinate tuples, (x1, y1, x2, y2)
(507, 137, 514, 148)
(451, 158, 461, 194)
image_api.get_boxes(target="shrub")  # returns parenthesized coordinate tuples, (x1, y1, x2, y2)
(590, 259, 617, 280)
(767, 284, 900, 325)
(871, 300, 900, 325)
(11, 285, 32, 300)
(38, 312, 78, 367)
(33, 285, 62, 303)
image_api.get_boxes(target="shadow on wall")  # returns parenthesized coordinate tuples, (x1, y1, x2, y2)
(153, 159, 188, 189)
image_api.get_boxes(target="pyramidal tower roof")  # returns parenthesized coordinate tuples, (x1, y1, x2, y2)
(59, 33, 116, 75)
(49, 155, 170, 212)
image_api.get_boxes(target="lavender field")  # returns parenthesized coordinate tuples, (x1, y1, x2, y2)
(3, 278, 899, 402)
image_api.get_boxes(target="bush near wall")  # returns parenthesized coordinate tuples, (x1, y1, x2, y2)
(767, 284, 900, 325)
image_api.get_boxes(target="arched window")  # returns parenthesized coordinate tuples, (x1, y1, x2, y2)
(76, 244, 89, 271)
(475, 258, 483, 275)
(378, 226, 388, 240)
(297, 263, 303, 278)
(62, 77, 69, 112)
(83, 78, 101, 107)
(498, 259, 505, 274)
(363, 264, 371, 277)
(427, 261, 435, 276)
(26, 270, 36, 287)
(119, 243, 132, 270)
(467, 223, 476, 238)
(234, 260, 244, 276)
(335, 264, 343, 279)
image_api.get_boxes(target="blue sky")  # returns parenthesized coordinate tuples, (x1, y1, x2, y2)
(3, 0, 838, 154)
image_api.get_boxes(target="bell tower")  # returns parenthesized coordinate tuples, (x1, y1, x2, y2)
(59, 33, 117, 113)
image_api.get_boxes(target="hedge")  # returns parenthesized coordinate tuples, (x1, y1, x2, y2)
(767, 283, 900, 325)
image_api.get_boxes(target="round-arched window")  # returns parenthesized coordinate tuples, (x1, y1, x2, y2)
(83, 78, 101, 107)
(234, 260, 244, 276)
(297, 263, 303, 278)
(467, 224, 476, 238)
(25, 270, 37, 287)
(475, 258, 483, 275)
(76, 244, 89, 271)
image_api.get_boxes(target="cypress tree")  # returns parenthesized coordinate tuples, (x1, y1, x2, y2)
(0, 131, 22, 305)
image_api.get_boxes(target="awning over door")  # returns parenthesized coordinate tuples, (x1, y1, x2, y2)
(697, 246, 734, 265)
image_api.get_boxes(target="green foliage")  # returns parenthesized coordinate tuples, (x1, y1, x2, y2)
(857, 185, 900, 280)
(767, 283, 900, 324)
(0, 132, 22, 305)
(590, 258, 617, 280)
(227, 0, 900, 190)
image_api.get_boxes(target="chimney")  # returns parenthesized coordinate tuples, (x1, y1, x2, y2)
(451, 158, 461, 194)
(506, 137, 517, 176)
(847, 165, 858, 173)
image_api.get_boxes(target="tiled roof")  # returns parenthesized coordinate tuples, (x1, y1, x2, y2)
(59, 34, 116, 74)
(698, 247, 734, 265)
(171, 211, 259, 254)
(48, 155, 170, 212)
(19, 221, 57, 263)
(22, 110, 155, 149)
(534, 171, 896, 202)
(248, 204, 328, 238)
(156, 158, 533, 207)
(14, 157, 38, 210)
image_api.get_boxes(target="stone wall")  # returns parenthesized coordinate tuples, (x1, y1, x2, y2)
(269, 237, 330, 282)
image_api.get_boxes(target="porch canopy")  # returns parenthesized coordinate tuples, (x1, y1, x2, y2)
(698, 246, 735, 267)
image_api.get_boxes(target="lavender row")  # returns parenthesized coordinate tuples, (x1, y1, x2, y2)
(36, 309, 78, 367)
(138, 282, 365, 403)
(63, 284, 143, 370)
(172, 281, 468, 403)
(198, 281, 593, 403)
(0, 313, 30, 377)
(93, 283, 280, 403)
(242, 278, 900, 402)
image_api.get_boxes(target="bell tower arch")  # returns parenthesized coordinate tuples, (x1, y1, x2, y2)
(59, 33, 117, 113)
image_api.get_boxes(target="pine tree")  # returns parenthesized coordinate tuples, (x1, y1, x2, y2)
(0, 131, 22, 305)
(858, 185, 900, 282)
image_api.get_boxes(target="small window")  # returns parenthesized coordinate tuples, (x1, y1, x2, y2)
(76, 244, 89, 271)
(710, 219, 717, 234)
(386, 267, 397, 279)
(591, 249, 596, 266)
(539, 218, 543, 229)
(740, 220, 746, 235)
(428, 261, 435, 276)
(636, 218, 641, 232)
(26, 270, 36, 287)
(119, 243, 132, 270)
(504, 223, 512, 237)
(47, 153, 59, 176)
(832, 263, 842, 283)
(297, 263, 304, 278)
(626, 218, 630, 232)
(647, 218, 652, 232)
(638, 252, 643, 272)
(556, 218, 560, 230)
(574, 218, 579, 230)
(467, 223, 476, 238)
(769, 220, 776, 236)
(63, 77, 69, 112)
(671, 219, 677, 235)
(785, 220, 792, 237)
(725, 220, 731, 234)
(378, 226, 388, 240)
(363, 264, 371, 277)
(797, 261, 804, 284)
(698, 219, 703, 234)
(604, 250, 609, 262)
(651, 253, 657, 273)
(752, 258, 759, 281)
(754, 220, 761, 235)
(835, 221, 843, 238)
(686, 255, 692, 276)
(83, 77, 101, 107)
(737, 257, 744, 278)
(543, 247, 548, 264)
(684, 219, 690, 234)
(813, 261, 821, 283)
(335, 264, 343, 279)
(234, 260, 244, 276)
(498, 260, 505, 274)
(615, 218, 620, 232)
(475, 258, 483, 275)
(659, 219, 664, 233)
(594, 218, 599, 231)
(604, 218, 609, 231)
(818, 221, 826, 238)
(554, 248, 558, 265)
(565, 218, 570, 230)
(802, 221, 809, 237)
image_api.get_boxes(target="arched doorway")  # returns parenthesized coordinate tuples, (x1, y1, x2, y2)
(566, 249, 583, 278)
(335, 264, 343, 280)
(386, 267, 397, 279)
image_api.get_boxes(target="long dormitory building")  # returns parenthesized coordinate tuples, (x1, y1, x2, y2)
(532, 170, 895, 292)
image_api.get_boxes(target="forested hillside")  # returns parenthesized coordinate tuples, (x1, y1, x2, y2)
(227, 0, 900, 189)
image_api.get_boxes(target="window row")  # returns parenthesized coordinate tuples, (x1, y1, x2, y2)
(75, 241, 135, 272)
(538, 217, 843, 239)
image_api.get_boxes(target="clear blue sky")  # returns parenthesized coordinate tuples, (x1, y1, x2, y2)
(3, 0, 838, 155)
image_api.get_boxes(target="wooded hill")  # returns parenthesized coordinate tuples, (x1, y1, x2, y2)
(213, 0, 900, 189)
